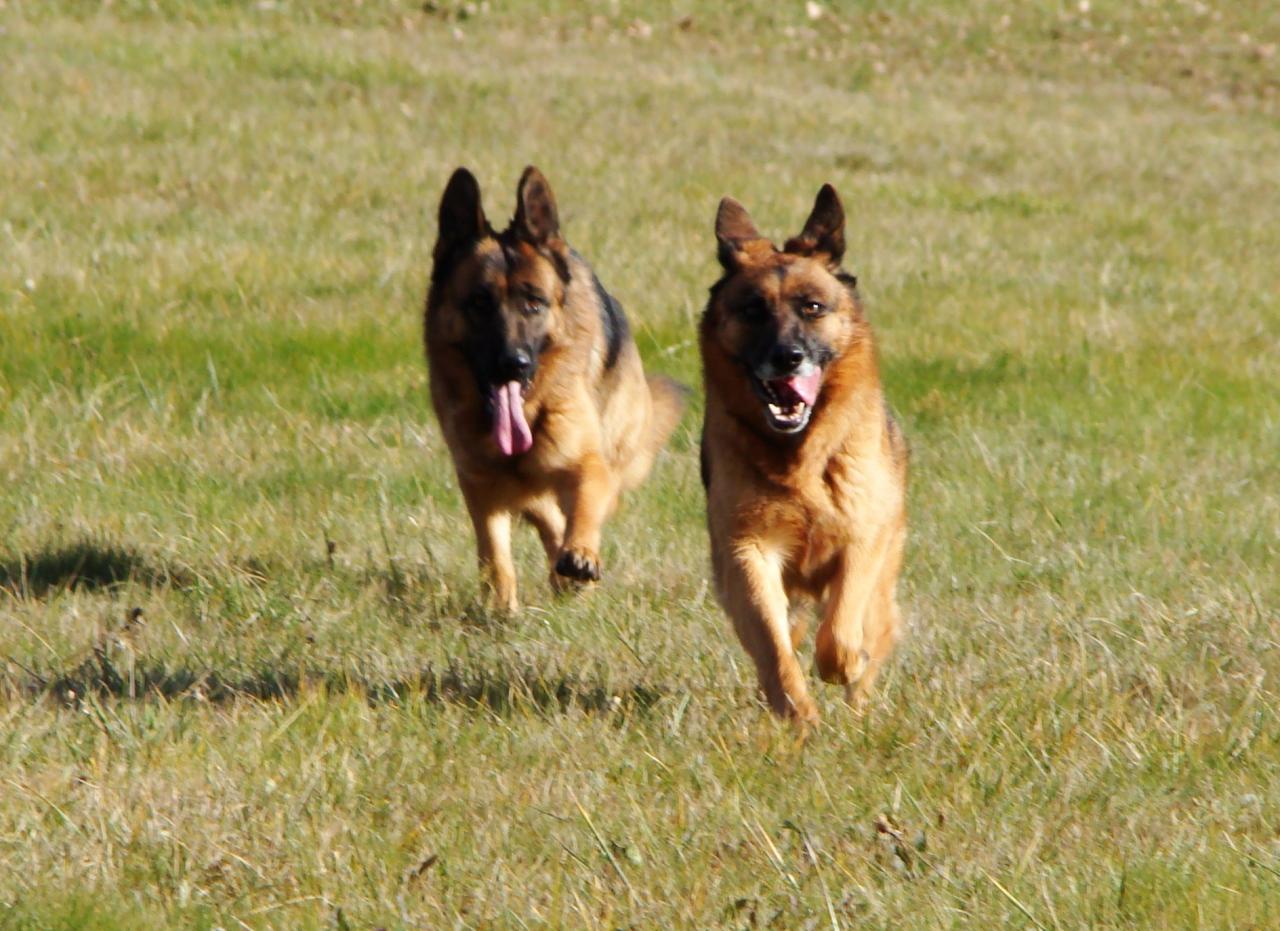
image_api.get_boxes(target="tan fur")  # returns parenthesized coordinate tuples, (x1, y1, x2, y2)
(699, 186, 908, 723)
(425, 166, 684, 611)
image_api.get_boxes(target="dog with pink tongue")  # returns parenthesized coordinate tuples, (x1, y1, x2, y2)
(424, 166, 686, 611)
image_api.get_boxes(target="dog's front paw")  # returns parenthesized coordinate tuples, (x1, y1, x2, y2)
(815, 642, 869, 686)
(554, 546, 601, 583)
(486, 591, 520, 615)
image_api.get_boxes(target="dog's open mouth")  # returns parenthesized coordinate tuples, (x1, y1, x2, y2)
(489, 380, 533, 456)
(754, 363, 821, 434)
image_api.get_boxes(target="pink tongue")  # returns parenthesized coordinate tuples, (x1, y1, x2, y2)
(774, 368, 822, 406)
(490, 381, 533, 456)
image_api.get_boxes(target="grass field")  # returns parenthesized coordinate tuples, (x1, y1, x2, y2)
(2, 1, 1279, 927)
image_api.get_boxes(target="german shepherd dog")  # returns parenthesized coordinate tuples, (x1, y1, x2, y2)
(425, 166, 685, 611)
(699, 185, 908, 723)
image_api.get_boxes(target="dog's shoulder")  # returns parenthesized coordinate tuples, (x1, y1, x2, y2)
(568, 248, 630, 372)
(589, 270, 629, 371)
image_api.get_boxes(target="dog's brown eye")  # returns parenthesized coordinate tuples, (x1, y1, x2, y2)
(524, 300, 547, 316)
(801, 300, 826, 318)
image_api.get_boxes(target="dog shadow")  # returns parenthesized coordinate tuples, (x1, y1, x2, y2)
(0, 539, 192, 597)
(26, 649, 666, 718)
(3, 540, 667, 718)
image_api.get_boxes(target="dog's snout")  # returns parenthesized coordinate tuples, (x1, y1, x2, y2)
(502, 348, 534, 381)
(771, 343, 805, 374)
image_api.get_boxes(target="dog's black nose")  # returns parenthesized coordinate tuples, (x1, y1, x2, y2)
(771, 343, 805, 374)
(502, 349, 534, 381)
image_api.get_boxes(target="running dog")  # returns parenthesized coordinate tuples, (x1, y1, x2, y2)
(699, 184, 908, 722)
(425, 165, 685, 611)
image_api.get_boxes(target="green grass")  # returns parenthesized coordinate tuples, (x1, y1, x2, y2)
(2, 1, 1279, 927)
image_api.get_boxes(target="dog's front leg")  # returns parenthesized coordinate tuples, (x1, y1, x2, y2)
(719, 542, 818, 723)
(461, 482, 518, 612)
(815, 528, 897, 707)
(552, 452, 616, 585)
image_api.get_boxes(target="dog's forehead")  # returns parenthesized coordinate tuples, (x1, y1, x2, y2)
(734, 254, 838, 299)
(474, 237, 557, 291)
(776, 260, 838, 296)
(507, 241, 559, 290)
(459, 237, 501, 283)
(468, 237, 556, 293)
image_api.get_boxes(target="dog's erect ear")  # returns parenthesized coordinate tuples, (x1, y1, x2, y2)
(513, 165, 561, 245)
(437, 167, 487, 250)
(715, 196, 763, 270)
(785, 184, 845, 268)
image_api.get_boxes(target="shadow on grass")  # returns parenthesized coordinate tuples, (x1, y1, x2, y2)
(22, 648, 664, 718)
(0, 540, 190, 597)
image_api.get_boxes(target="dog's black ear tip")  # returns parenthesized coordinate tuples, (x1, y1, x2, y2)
(814, 183, 844, 219)
(441, 167, 483, 212)
(444, 166, 480, 195)
(439, 167, 486, 236)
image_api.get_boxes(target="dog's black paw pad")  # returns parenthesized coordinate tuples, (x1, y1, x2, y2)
(555, 549, 601, 582)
